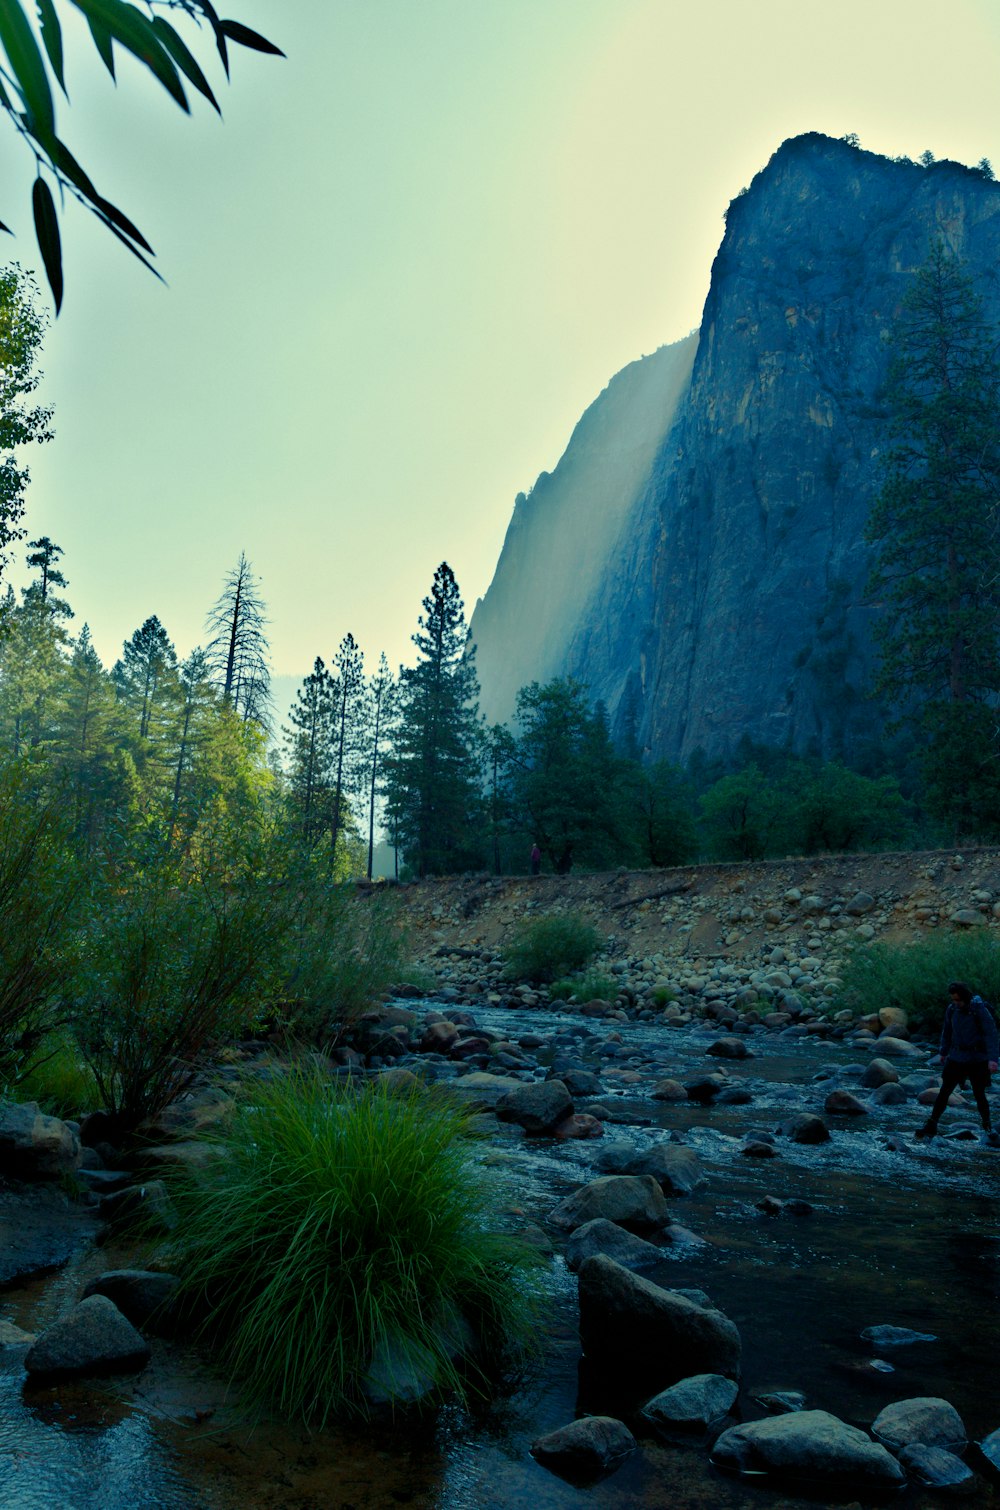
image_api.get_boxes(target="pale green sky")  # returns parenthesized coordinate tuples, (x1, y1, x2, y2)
(5, 0, 1000, 711)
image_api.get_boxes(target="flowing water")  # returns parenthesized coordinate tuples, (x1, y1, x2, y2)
(1, 1003, 998, 1509)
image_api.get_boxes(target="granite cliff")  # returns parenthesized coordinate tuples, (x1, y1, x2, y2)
(469, 133, 1000, 761)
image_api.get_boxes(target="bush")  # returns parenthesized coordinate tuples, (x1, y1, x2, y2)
(834, 933, 1000, 1031)
(0, 763, 81, 1092)
(504, 912, 601, 984)
(162, 1069, 540, 1423)
(549, 970, 618, 1003)
(12, 1032, 98, 1118)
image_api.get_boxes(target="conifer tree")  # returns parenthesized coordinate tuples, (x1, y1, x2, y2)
(167, 648, 218, 844)
(284, 657, 334, 849)
(386, 563, 483, 876)
(113, 615, 178, 742)
(363, 652, 395, 879)
(328, 633, 367, 873)
(25, 536, 71, 619)
(865, 244, 1000, 835)
(205, 552, 271, 729)
(54, 625, 123, 849)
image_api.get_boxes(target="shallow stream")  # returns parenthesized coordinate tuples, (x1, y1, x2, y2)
(1, 1002, 998, 1509)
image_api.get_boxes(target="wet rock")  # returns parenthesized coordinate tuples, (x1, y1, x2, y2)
(684, 1073, 730, 1103)
(531, 1416, 635, 1479)
(861, 1325, 937, 1348)
(899, 1443, 977, 1495)
(0, 1180, 102, 1286)
(715, 1086, 754, 1106)
(979, 1426, 1000, 1474)
(706, 1037, 752, 1060)
(781, 1113, 830, 1144)
(624, 1143, 706, 1196)
(712, 1410, 904, 1489)
(24, 1295, 151, 1380)
(0, 1101, 81, 1180)
(861, 1058, 899, 1088)
(651, 1078, 687, 1101)
(874, 1037, 923, 1058)
(756, 1195, 784, 1216)
(754, 1390, 807, 1413)
(361, 1333, 438, 1407)
(81, 1270, 181, 1334)
(642, 1373, 738, 1438)
(446, 1072, 520, 1109)
(870, 1083, 908, 1106)
(741, 1139, 777, 1158)
(0, 1319, 35, 1345)
(553, 1113, 604, 1140)
(99, 1180, 178, 1236)
(578, 1255, 741, 1382)
(565, 1219, 663, 1273)
(420, 1020, 459, 1053)
(873, 1397, 967, 1454)
(549, 1175, 669, 1233)
(824, 1089, 868, 1116)
(845, 892, 876, 915)
(495, 1079, 573, 1134)
(550, 1068, 602, 1097)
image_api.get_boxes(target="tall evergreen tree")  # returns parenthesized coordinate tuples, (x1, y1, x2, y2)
(865, 244, 1000, 835)
(386, 563, 483, 876)
(363, 652, 395, 880)
(53, 625, 124, 850)
(284, 657, 334, 849)
(113, 615, 178, 742)
(205, 552, 271, 728)
(167, 647, 218, 844)
(328, 633, 367, 873)
(25, 536, 71, 620)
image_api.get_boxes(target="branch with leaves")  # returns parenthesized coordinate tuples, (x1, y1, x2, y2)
(0, 0, 283, 310)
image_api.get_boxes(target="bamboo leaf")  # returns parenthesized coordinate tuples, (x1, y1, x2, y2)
(32, 175, 62, 312)
(71, 0, 189, 110)
(219, 19, 284, 58)
(35, 0, 64, 92)
(86, 16, 115, 76)
(0, 0, 55, 134)
(150, 15, 219, 110)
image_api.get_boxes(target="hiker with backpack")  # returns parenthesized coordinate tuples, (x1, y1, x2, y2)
(916, 981, 1000, 1145)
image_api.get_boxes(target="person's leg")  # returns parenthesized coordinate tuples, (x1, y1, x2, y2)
(967, 1063, 992, 1130)
(918, 1060, 962, 1137)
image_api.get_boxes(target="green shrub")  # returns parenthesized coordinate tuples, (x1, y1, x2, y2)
(833, 933, 1000, 1031)
(162, 1068, 540, 1423)
(651, 984, 677, 1007)
(13, 1033, 98, 1118)
(504, 912, 601, 984)
(0, 763, 81, 1093)
(549, 970, 618, 1003)
(276, 886, 407, 1043)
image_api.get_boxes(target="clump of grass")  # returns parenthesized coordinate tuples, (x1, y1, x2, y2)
(549, 970, 618, 1003)
(504, 912, 601, 984)
(13, 1033, 98, 1119)
(162, 1068, 540, 1424)
(651, 985, 677, 1007)
(834, 932, 1000, 1032)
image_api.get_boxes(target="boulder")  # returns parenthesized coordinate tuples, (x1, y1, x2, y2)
(24, 1295, 151, 1380)
(874, 1037, 923, 1058)
(870, 1082, 908, 1106)
(553, 1113, 604, 1140)
(531, 1416, 635, 1479)
(845, 893, 876, 915)
(446, 1072, 521, 1109)
(642, 1373, 738, 1438)
(98, 1180, 178, 1235)
(706, 1037, 752, 1060)
(624, 1143, 707, 1196)
(823, 1089, 868, 1116)
(873, 1397, 967, 1454)
(552, 1068, 602, 1097)
(979, 1426, 1000, 1474)
(361, 1333, 438, 1407)
(861, 1058, 899, 1088)
(684, 1073, 730, 1103)
(578, 1254, 741, 1382)
(899, 1442, 977, 1494)
(781, 1113, 830, 1144)
(712, 1410, 904, 1489)
(564, 1219, 663, 1273)
(0, 1101, 81, 1180)
(549, 1175, 669, 1233)
(81, 1270, 181, 1334)
(651, 1078, 687, 1101)
(877, 1007, 908, 1033)
(420, 1020, 459, 1053)
(496, 1079, 573, 1134)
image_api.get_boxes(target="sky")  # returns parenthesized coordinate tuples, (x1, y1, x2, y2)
(4, 0, 1000, 720)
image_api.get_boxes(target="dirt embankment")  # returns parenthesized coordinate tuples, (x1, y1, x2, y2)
(391, 848, 1000, 1000)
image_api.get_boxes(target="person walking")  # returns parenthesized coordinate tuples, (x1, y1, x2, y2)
(530, 843, 541, 877)
(916, 981, 999, 1144)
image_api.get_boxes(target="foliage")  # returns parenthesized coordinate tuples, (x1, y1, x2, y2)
(163, 1069, 540, 1423)
(205, 551, 271, 729)
(275, 884, 407, 1046)
(782, 762, 910, 853)
(833, 933, 1000, 1032)
(548, 969, 618, 1003)
(504, 912, 601, 984)
(12, 1030, 97, 1117)
(0, 266, 52, 574)
(0, 2, 282, 309)
(0, 760, 80, 1090)
(865, 244, 1000, 837)
(629, 758, 698, 867)
(699, 765, 783, 860)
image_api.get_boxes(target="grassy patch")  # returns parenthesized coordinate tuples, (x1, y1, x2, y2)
(549, 970, 618, 1003)
(833, 932, 1000, 1031)
(162, 1068, 541, 1423)
(12, 1033, 98, 1119)
(504, 912, 601, 984)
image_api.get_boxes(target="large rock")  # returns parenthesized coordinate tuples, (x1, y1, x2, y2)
(564, 1219, 663, 1273)
(496, 1079, 573, 1134)
(81, 1270, 181, 1334)
(0, 1100, 81, 1180)
(623, 1142, 707, 1196)
(641, 1373, 738, 1438)
(872, 1397, 968, 1454)
(823, 1089, 868, 1116)
(445, 1072, 521, 1109)
(979, 1426, 1000, 1474)
(899, 1443, 978, 1494)
(861, 1057, 899, 1088)
(549, 1175, 669, 1233)
(24, 1295, 151, 1380)
(712, 1410, 905, 1489)
(781, 1113, 830, 1144)
(531, 1416, 635, 1479)
(578, 1254, 741, 1382)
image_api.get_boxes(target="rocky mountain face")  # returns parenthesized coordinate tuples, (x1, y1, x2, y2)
(469, 134, 1000, 762)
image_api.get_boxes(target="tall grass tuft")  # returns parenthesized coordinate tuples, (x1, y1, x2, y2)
(163, 1068, 540, 1423)
(834, 932, 1000, 1031)
(504, 912, 601, 984)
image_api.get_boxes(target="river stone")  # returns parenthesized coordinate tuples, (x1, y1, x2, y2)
(899, 1443, 977, 1494)
(874, 1037, 922, 1058)
(878, 1006, 908, 1032)
(712, 1410, 905, 1489)
(742, 1139, 777, 1158)
(553, 1113, 604, 1140)
(81, 1270, 181, 1333)
(0, 1100, 82, 1180)
(824, 1089, 868, 1116)
(564, 1219, 663, 1273)
(99, 1179, 178, 1235)
(421, 1020, 459, 1053)
(446, 1072, 521, 1109)
(549, 1175, 669, 1233)
(551, 1068, 602, 1097)
(861, 1058, 899, 1088)
(873, 1397, 968, 1454)
(361, 1333, 438, 1407)
(496, 1079, 573, 1133)
(845, 892, 876, 915)
(24, 1295, 151, 1380)
(684, 1073, 730, 1103)
(754, 1390, 807, 1414)
(781, 1113, 830, 1144)
(651, 1078, 688, 1101)
(578, 1255, 741, 1382)
(869, 1082, 908, 1106)
(624, 1143, 707, 1196)
(641, 1373, 738, 1437)
(531, 1416, 636, 1478)
(0, 1319, 35, 1345)
(706, 1037, 752, 1060)
(136, 1088, 234, 1142)
(980, 1427, 1000, 1473)
(861, 1325, 937, 1348)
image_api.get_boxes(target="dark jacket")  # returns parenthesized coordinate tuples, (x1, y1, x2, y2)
(940, 996, 1000, 1064)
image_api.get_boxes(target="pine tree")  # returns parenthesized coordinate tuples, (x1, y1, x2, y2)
(386, 563, 483, 876)
(113, 615, 178, 742)
(25, 536, 71, 620)
(363, 652, 395, 880)
(53, 625, 124, 850)
(204, 552, 271, 728)
(328, 633, 367, 874)
(865, 244, 1000, 836)
(167, 647, 218, 844)
(284, 656, 334, 849)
